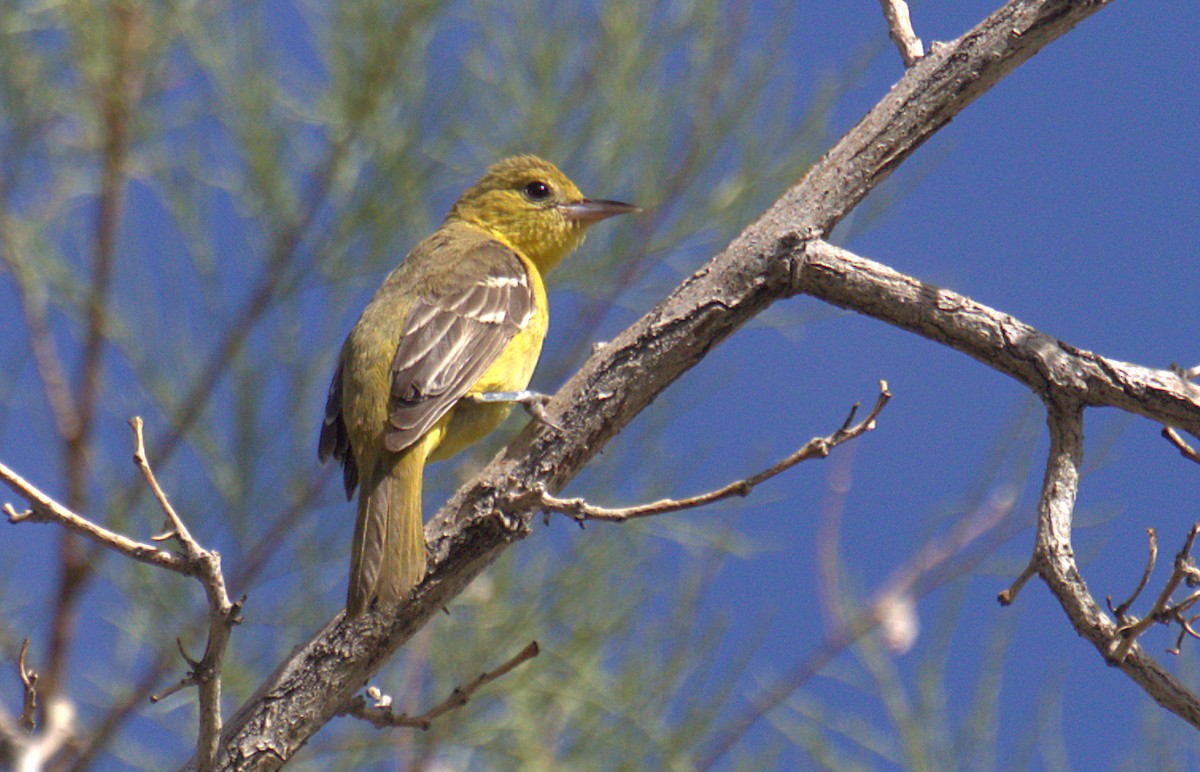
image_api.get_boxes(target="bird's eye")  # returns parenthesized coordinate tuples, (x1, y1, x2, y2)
(522, 181, 552, 201)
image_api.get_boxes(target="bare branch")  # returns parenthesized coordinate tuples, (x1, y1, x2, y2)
(17, 639, 36, 734)
(997, 559, 1037, 606)
(796, 241, 1200, 435)
(128, 419, 238, 772)
(340, 642, 540, 731)
(1023, 399, 1200, 728)
(1163, 427, 1200, 465)
(1108, 528, 1158, 619)
(65, 471, 331, 770)
(1109, 524, 1200, 663)
(1, 460, 189, 573)
(4, 416, 242, 770)
(879, 0, 924, 66)
(1109, 525, 1197, 662)
(131, 417, 197, 552)
(525, 383, 890, 524)
(0, 642, 72, 772)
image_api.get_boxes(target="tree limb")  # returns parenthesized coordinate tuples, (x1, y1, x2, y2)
(1030, 399, 1200, 728)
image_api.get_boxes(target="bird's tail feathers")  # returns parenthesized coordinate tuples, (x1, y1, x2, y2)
(346, 443, 428, 616)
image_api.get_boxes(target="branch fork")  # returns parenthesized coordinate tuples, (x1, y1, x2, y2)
(1107, 524, 1200, 663)
(3, 418, 239, 770)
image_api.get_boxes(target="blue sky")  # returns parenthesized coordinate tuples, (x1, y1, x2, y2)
(646, 0, 1200, 767)
(2, 0, 1199, 768)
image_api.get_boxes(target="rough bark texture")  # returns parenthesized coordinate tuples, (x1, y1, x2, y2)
(204, 1, 1145, 767)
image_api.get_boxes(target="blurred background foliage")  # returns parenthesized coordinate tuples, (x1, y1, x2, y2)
(2, 0, 1182, 769)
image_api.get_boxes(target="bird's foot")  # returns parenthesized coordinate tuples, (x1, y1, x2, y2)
(469, 390, 563, 431)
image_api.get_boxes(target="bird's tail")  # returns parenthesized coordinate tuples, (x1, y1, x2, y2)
(346, 440, 429, 616)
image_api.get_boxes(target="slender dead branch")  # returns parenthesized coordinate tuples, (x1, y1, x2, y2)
(1027, 399, 1200, 727)
(128, 419, 239, 772)
(1108, 528, 1158, 619)
(524, 382, 890, 524)
(131, 417, 197, 549)
(150, 638, 204, 705)
(997, 558, 1037, 606)
(65, 470, 330, 771)
(3, 418, 240, 771)
(1163, 427, 1200, 465)
(1, 460, 189, 573)
(340, 642, 540, 731)
(17, 639, 37, 734)
(1110, 524, 1200, 663)
(879, 0, 924, 66)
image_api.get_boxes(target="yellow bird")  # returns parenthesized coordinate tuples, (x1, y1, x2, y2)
(319, 155, 637, 615)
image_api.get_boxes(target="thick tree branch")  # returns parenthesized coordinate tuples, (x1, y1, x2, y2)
(205, 1, 1124, 767)
(795, 241, 1200, 433)
(1029, 399, 1200, 729)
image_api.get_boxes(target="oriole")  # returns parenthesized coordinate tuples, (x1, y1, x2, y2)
(319, 155, 636, 615)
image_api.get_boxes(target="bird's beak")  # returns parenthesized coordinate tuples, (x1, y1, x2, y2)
(560, 198, 640, 224)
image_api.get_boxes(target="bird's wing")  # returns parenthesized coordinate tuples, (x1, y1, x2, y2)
(385, 241, 533, 454)
(319, 357, 359, 499)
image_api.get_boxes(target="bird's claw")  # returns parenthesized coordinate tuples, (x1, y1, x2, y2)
(469, 390, 564, 432)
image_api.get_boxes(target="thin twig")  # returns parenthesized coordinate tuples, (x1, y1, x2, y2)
(879, 0, 924, 66)
(17, 639, 37, 733)
(997, 558, 1037, 606)
(1, 460, 189, 573)
(341, 642, 540, 731)
(526, 382, 891, 524)
(130, 417, 196, 550)
(1110, 523, 1200, 663)
(1108, 528, 1158, 619)
(1163, 427, 1200, 466)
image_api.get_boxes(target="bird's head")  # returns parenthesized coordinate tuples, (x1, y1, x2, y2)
(447, 155, 637, 272)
